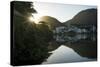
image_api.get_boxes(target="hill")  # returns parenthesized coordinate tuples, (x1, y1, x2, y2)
(38, 16, 62, 30)
(64, 8, 97, 25)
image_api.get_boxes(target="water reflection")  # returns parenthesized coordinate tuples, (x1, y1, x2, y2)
(43, 45, 96, 64)
(54, 33, 96, 43)
(43, 33, 97, 64)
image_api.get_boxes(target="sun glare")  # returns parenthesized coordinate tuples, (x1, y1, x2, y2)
(28, 13, 43, 24)
(32, 13, 43, 24)
(28, 16, 34, 22)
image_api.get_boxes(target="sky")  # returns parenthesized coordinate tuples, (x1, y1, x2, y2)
(33, 2, 97, 23)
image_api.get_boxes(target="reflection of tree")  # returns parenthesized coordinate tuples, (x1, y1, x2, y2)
(48, 35, 97, 59)
(11, 1, 53, 66)
(47, 41, 60, 51)
(65, 39, 97, 59)
(52, 32, 97, 59)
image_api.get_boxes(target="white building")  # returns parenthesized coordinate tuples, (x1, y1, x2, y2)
(54, 26, 66, 33)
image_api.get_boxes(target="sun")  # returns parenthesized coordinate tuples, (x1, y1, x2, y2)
(28, 16, 34, 22)
(28, 14, 43, 24)
(28, 16, 39, 24)
(32, 14, 43, 23)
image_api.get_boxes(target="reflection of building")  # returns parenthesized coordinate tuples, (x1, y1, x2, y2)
(53, 24, 96, 43)
(54, 33, 96, 43)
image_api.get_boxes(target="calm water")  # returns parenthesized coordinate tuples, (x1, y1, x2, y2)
(43, 45, 96, 64)
(42, 33, 97, 64)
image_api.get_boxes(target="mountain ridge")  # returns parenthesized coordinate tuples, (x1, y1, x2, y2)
(64, 8, 97, 25)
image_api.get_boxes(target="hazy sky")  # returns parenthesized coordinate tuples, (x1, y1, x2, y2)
(33, 2, 97, 22)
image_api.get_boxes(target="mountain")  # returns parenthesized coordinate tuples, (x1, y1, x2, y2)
(64, 8, 97, 25)
(38, 16, 62, 30)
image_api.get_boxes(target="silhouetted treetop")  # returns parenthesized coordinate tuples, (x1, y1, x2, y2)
(12, 1, 37, 16)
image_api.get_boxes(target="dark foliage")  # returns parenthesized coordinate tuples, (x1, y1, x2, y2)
(11, 1, 53, 66)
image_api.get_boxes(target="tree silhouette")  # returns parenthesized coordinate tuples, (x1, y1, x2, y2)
(13, 1, 37, 16)
(11, 1, 53, 66)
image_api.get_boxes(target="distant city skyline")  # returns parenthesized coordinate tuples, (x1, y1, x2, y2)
(33, 2, 97, 22)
